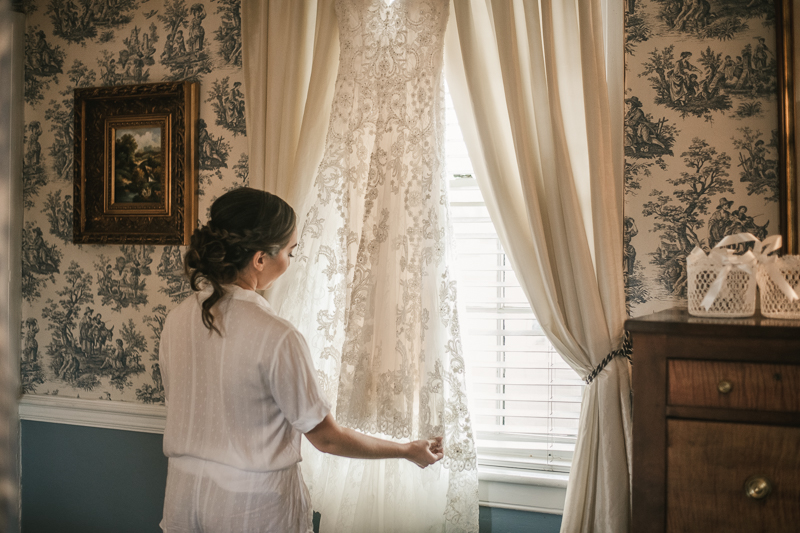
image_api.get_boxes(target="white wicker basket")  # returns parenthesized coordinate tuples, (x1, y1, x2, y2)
(687, 235, 758, 318)
(757, 255, 800, 319)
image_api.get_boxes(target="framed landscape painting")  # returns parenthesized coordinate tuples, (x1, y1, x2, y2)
(74, 81, 198, 244)
(109, 119, 167, 211)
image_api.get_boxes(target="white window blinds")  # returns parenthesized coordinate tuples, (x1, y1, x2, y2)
(445, 88, 584, 474)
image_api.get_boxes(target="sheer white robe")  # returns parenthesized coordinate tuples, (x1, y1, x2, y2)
(160, 286, 330, 532)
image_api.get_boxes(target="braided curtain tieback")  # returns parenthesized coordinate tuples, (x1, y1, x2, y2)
(584, 331, 633, 385)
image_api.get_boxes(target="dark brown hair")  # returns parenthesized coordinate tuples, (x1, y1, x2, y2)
(184, 187, 296, 334)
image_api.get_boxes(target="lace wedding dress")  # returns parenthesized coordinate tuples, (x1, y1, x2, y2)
(275, 0, 478, 531)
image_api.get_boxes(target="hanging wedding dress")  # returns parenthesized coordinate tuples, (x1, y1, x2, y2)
(275, 0, 478, 531)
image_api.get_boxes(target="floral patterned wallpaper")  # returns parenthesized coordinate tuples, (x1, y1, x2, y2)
(624, 0, 781, 316)
(18, 0, 247, 402)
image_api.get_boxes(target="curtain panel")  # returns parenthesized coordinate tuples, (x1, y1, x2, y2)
(443, 1, 632, 531)
(242, 0, 339, 215)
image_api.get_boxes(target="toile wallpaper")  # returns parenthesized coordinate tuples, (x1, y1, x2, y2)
(16, 0, 783, 403)
(624, 0, 781, 317)
(18, 0, 247, 402)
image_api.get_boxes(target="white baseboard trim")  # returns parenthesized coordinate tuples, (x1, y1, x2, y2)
(18, 394, 166, 434)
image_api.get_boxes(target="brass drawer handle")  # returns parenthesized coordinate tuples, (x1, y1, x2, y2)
(717, 380, 732, 394)
(744, 476, 772, 500)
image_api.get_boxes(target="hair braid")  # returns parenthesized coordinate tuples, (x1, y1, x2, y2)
(184, 187, 296, 334)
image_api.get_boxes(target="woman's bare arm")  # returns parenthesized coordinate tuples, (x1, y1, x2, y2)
(304, 414, 443, 468)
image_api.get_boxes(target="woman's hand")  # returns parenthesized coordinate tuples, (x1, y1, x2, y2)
(404, 437, 444, 468)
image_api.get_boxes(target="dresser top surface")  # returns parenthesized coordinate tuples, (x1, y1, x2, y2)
(625, 307, 800, 339)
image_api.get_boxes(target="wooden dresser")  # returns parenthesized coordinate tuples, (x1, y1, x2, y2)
(626, 308, 800, 533)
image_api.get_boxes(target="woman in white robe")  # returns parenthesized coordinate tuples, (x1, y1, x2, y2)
(159, 187, 443, 533)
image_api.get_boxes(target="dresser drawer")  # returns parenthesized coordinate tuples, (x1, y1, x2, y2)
(666, 420, 800, 533)
(668, 360, 800, 412)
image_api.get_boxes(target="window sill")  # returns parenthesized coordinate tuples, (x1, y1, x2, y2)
(478, 466, 567, 514)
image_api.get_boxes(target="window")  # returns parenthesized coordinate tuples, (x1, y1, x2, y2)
(444, 87, 584, 476)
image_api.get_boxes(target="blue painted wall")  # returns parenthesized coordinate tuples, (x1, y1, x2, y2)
(21, 421, 561, 533)
(21, 421, 168, 533)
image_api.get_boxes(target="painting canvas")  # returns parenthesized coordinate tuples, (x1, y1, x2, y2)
(112, 125, 165, 206)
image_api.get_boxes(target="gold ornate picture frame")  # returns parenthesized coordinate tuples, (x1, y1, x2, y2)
(74, 81, 198, 245)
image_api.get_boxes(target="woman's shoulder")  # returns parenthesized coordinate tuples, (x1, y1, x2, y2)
(227, 287, 301, 337)
(161, 291, 202, 331)
(164, 291, 197, 318)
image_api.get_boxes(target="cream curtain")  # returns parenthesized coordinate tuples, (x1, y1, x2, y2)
(444, 1, 631, 532)
(242, 0, 338, 215)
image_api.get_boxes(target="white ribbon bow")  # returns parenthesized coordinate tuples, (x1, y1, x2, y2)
(690, 233, 799, 311)
(689, 233, 757, 311)
(752, 234, 800, 303)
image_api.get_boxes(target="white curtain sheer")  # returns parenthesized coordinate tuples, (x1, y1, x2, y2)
(443, 1, 631, 532)
(245, 1, 479, 531)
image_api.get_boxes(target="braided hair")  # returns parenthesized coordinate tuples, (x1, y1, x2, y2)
(184, 187, 296, 334)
